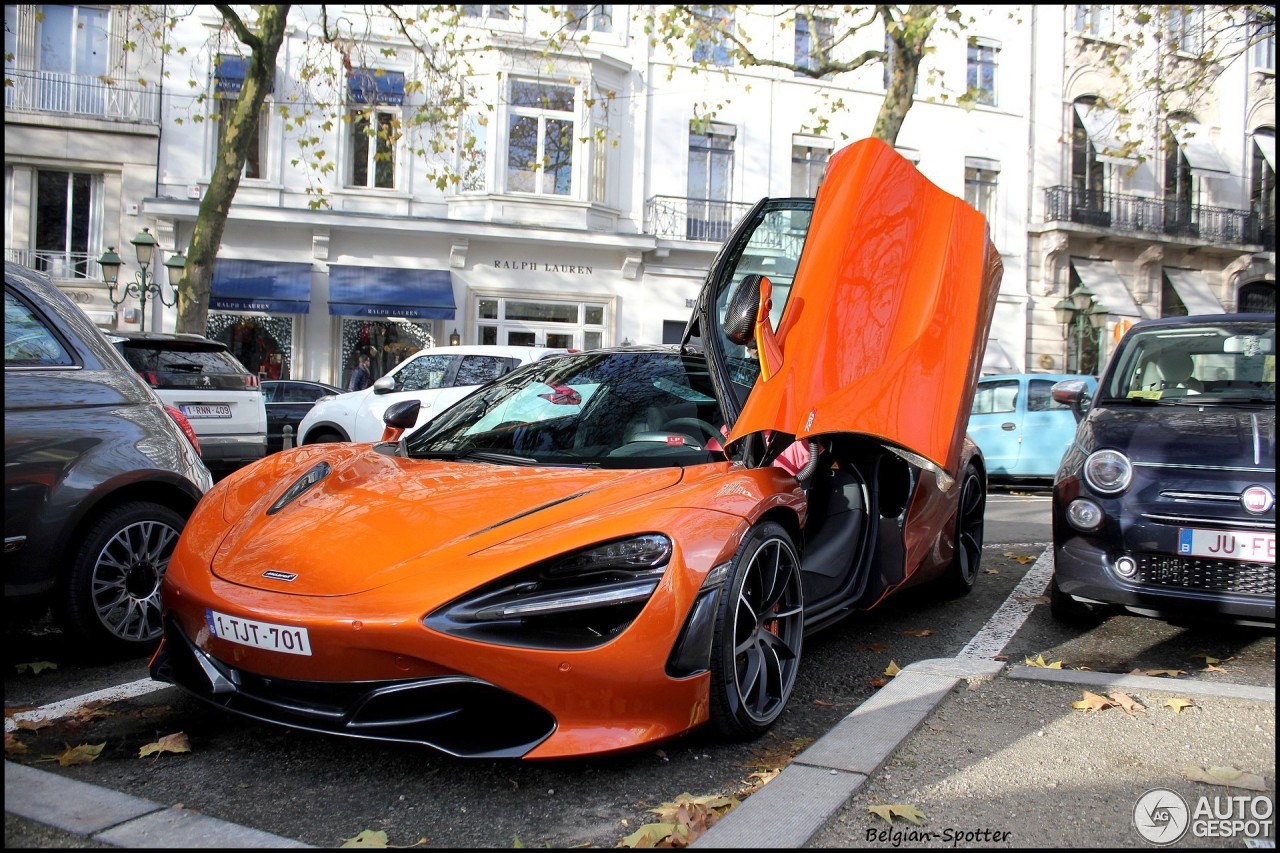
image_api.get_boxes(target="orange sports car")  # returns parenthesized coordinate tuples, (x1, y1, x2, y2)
(150, 138, 1003, 759)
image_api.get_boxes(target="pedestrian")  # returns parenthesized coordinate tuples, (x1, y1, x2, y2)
(348, 354, 372, 392)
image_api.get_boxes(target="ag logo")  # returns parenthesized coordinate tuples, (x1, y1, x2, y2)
(1134, 788, 1189, 845)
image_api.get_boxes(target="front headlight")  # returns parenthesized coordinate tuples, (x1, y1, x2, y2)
(1083, 449, 1132, 495)
(424, 534, 672, 650)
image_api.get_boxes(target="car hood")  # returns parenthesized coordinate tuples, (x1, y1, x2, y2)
(210, 448, 685, 595)
(710, 138, 1003, 479)
(1084, 404, 1276, 468)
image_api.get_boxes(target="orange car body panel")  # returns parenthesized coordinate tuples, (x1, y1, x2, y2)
(729, 138, 1003, 479)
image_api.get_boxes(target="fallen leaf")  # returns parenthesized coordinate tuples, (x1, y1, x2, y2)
(618, 822, 683, 848)
(14, 661, 58, 675)
(983, 568, 1001, 574)
(1072, 691, 1115, 712)
(1163, 698, 1195, 713)
(1002, 551, 1036, 564)
(339, 829, 427, 849)
(867, 803, 927, 825)
(1202, 663, 1243, 674)
(44, 742, 105, 767)
(1018, 594, 1052, 605)
(138, 732, 192, 759)
(5, 732, 28, 754)
(859, 642, 889, 653)
(868, 677, 889, 689)
(813, 699, 833, 707)
(1181, 766, 1268, 792)
(15, 717, 53, 732)
(1025, 654, 1063, 669)
(884, 660, 901, 677)
(900, 629, 935, 637)
(1109, 692, 1145, 715)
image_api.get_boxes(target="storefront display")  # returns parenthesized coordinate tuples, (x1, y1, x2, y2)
(208, 312, 295, 381)
(339, 318, 434, 390)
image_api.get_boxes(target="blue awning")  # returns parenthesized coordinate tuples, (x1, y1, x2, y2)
(328, 265, 455, 320)
(211, 260, 312, 314)
(214, 54, 275, 95)
(348, 68, 406, 105)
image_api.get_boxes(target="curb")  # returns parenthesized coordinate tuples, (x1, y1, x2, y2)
(4, 761, 312, 848)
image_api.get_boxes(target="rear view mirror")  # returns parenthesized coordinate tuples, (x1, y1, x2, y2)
(1051, 378, 1092, 422)
(1223, 335, 1273, 355)
(380, 399, 421, 443)
(372, 375, 396, 394)
(722, 274, 783, 381)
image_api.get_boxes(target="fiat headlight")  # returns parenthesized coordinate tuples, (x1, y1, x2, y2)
(1083, 449, 1132, 495)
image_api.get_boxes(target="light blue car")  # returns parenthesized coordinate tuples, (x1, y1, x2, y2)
(967, 373, 1098, 484)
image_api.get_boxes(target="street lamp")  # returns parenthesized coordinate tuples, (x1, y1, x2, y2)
(98, 228, 179, 332)
(449, 328, 461, 346)
(1054, 284, 1109, 374)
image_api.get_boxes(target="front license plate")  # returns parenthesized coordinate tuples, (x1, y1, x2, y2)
(206, 609, 312, 656)
(1178, 528, 1276, 564)
(182, 404, 232, 419)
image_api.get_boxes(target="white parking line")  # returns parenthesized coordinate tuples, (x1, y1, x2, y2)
(959, 547, 1054, 660)
(4, 677, 168, 733)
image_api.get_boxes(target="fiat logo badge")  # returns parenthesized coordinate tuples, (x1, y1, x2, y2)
(1241, 486, 1274, 515)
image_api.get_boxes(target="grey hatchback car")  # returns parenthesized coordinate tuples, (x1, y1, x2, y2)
(4, 262, 213, 655)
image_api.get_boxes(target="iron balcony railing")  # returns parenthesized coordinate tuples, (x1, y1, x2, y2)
(1045, 186, 1270, 247)
(645, 196, 756, 242)
(5, 249, 103, 281)
(4, 69, 160, 124)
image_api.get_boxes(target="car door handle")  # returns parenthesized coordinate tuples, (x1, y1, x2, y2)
(1001, 422, 1016, 431)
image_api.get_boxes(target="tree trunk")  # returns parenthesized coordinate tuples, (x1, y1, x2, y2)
(174, 5, 290, 335)
(873, 5, 937, 146)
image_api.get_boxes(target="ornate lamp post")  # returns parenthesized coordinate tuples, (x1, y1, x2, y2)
(1054, 283, 1110, 374)
(97, 228, 179, 332)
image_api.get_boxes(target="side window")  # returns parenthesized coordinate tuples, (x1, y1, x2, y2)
(395, 354, 454, 392)
(4, 289, 75, 366)
(1027, 379, 1067, 412)
(454, 355, 516, 386)
(972, 380, 1019, 415)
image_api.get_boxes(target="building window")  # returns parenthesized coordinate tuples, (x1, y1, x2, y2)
(791, 143, 829, 197)
(692, 6, 734, 66)
(34, 169, 102, 280)
(1163, 114, 1198, 237)
(1254, 12, 1276, 72)
(37, 5, 109, 76)
(1073, 5, 1116, 39)
(460, 5, 510, 21)
(349, 108, 400, 189)
(506, 80, 577, 196)
(213, 54, 272, 181)
(1071, 96, 1108, 223)
(475, 296, 607, 350)
(1166, 6, 1204, 55)
(964, 157, 999, 223)
(459, 113, 488, 192)
(967, 39, 998, 106)
(566, 5, 612, 32)
(1251, 129, 1276, 246)
(687, 125, 735, 241)
(794, 13, 833, 74)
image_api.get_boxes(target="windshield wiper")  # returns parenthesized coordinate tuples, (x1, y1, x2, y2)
(456, 450, 539, 465)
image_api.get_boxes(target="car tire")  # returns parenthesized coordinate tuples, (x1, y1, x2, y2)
(1048, 574, 1102, 624)
(306, 429, 346, 444)
(708, 520, 804, 741)
(936, 462, 985, 597)
(54, 501, 185, 656)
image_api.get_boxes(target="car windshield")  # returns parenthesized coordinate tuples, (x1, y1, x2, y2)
(404, 350, 728, 468)
(1100, 319, 1275, 405)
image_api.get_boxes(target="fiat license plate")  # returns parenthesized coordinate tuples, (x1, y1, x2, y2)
(181, 404, 232, 418)
(1178, 529, 1276, 564)
(206, 609, 312, 655)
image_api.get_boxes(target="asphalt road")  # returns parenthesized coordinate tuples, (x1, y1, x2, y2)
(6, 490, 1274, 848)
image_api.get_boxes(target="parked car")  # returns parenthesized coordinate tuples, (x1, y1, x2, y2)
(149, 138, 1002, 759)
(111, 332, 268, 476)
(296, 344, 569, 445)
(1050, 313, 1275, 627)
(967, 373, 1098, 484)
(262, 379, 342, 453)
(4, 262, 213, 655)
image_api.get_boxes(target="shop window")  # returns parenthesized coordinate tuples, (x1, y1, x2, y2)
(207, 313, 295, 381)
(340, 319, 434, 389)
(472, 296, 606, 349)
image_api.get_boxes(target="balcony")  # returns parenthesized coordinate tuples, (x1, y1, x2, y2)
(5, 249, 102, 281)
(1045, 186, 1268, 248)
(645, 196, 756, 242)
(4, 69, 160, 124)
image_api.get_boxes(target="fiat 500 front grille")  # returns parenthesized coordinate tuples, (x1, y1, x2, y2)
(1134, 554, 1276, 597)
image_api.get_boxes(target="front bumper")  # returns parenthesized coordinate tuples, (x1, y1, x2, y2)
(151, 618, 556, 758)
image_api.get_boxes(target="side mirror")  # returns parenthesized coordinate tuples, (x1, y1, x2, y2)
(380, 399, 421, 443)
(722, 273, 783, 381)
(372, 375, 396, 395)
(1051, 379, 1093, 422)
